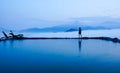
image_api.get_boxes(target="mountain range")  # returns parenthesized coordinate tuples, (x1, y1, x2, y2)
(1, 17, 120, 33)
(20, 24, 107, 32)
(20, 17, 120, 32)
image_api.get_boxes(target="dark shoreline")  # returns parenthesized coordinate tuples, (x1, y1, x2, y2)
(1, 37, 119, 43)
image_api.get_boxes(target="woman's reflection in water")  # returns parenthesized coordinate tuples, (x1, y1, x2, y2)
(78, 39, 82, 53)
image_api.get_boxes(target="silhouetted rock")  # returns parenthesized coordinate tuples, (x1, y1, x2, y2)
(112, 38, 120, 43)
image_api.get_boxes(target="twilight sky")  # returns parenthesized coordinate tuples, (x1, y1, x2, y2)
(0, 0, 120, 30)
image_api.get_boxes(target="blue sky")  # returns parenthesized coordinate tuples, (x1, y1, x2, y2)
(0, 0, 120, 30)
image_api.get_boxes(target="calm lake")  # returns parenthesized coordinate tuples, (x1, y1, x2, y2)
(0, 39, 120, 73)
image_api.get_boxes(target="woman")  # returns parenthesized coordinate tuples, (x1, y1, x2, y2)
(78, 27, 82, 38)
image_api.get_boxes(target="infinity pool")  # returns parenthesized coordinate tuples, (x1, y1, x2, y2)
(0, 39, 120, 73)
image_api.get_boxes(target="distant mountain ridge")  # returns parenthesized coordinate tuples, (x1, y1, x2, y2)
(1, 17, 120, 33)
(20, 24, 111, 33)
(66, 28, 77, 32)
(20, 17, 120, 32)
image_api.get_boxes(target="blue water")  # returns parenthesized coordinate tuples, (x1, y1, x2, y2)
(0, 39, 120, 73)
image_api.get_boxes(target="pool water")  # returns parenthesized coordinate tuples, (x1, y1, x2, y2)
(0, 39, 120, 73)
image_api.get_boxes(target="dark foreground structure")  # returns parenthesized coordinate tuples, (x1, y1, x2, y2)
(0, 31, 120, 43)
(23, 37, 120, 43)
(1, 36, 120, 44)
(0, 31, 24, 41)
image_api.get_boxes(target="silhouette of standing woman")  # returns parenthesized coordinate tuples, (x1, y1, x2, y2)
(78, 27, 82, 38)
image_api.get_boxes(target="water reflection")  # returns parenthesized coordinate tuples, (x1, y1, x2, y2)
(0, 39, 120, 73)
(78, 39, 82, 53)
(9, 40, 14, 48)
(2, 41, 7, 46)
(0, 40, 24, 49)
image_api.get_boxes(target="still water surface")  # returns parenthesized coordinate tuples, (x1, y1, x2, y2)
(0, 39, 120, 73)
